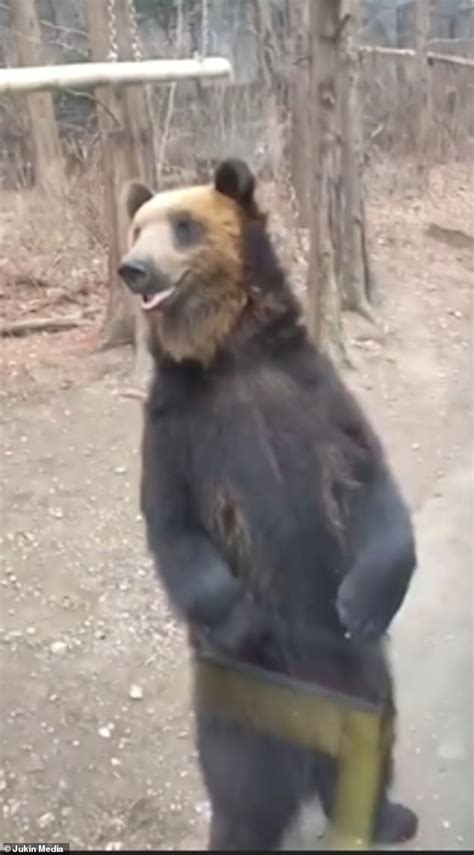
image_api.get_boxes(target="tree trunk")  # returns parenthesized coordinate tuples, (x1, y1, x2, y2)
(11, 0, 64, 190)
(339, 0, 376, 316)
(306, 0, 376, 359)
(306, 0, 345, 358)
(289, 0, 310, 225)
(415, 0, 432, 183)
(85, 0, 156, 378)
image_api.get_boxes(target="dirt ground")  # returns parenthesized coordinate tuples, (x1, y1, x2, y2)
(0, 164, 472, 851)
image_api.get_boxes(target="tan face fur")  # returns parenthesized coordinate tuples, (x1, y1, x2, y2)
(120, 183, 248, 365)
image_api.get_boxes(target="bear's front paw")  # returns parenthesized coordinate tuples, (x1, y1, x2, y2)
(336, 575, 389, 640)
(209, 594, 269, 656)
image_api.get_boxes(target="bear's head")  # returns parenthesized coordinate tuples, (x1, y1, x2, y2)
(119, 159, 292, 366)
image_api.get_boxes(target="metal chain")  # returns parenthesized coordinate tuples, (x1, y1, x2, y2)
(176, 0, 184, 57)
(201, 0, 209, 58)
(157, 0, 184, 183)
(127, 0, 143, 63)
(106, 0, 119, 62)
(126, 0, 158, 184)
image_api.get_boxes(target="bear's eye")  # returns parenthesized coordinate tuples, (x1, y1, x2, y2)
(171, 212, 204, 248)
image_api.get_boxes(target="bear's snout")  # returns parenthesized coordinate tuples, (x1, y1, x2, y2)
(118, 257, 151, 295)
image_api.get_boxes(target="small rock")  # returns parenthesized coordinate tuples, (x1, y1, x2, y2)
(28, 753, 43, 772)
(442, 819, 451, 829)
(114, 466, 126, 475)
(50, 640, 67, 655)
(98, 723, 114, 739)
(194, 801, 211, 820)
(105, 843, 123, 851)
(438, 737, 464, 761)
(10, 799, 21, 817)
(129, 684, 144, 701)
(111, 757, 121, 767)
(38, 811, 55, 829)
(49, 507, 64, 519)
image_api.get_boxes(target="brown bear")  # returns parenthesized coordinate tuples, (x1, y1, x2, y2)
(118, 159, 418, 851)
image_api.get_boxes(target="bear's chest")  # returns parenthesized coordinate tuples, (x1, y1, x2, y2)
(184, 386, 344, 597)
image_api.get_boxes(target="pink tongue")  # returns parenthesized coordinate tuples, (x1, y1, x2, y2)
(142, 287, 175, 311)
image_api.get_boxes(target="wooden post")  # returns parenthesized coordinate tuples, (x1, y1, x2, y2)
(415, 0, 432, 180)
(10, 0, 64, 190)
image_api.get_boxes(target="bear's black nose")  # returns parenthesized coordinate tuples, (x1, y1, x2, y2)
(118, 259, 149, 294)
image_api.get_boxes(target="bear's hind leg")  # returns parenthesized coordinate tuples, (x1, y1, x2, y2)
(309, 742, 418, 844)
(197, 711, 310, 851)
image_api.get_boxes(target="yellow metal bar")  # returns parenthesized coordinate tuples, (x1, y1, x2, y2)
(195, 653, 390, 851)
(196, 655, 345, 755)
(329, 709, 386, 850)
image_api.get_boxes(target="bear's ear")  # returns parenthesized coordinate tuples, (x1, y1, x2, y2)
(214, 159, 255, 208)
(122, 180, 153, 220)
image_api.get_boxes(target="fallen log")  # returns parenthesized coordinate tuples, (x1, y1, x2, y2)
(0, 314, 86, 338)
(426, 223, 474, 252)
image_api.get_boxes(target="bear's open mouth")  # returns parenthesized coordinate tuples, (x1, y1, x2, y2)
(141, 287, 175, 312)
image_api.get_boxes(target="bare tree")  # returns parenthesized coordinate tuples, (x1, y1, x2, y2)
(10, 0, 64, 189)
(85, 0, 157, 381)
(306, 0, 375, 358)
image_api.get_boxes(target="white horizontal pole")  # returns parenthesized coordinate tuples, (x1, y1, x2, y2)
(359, 44, 474, 69)
(0, 57, 233, 95)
